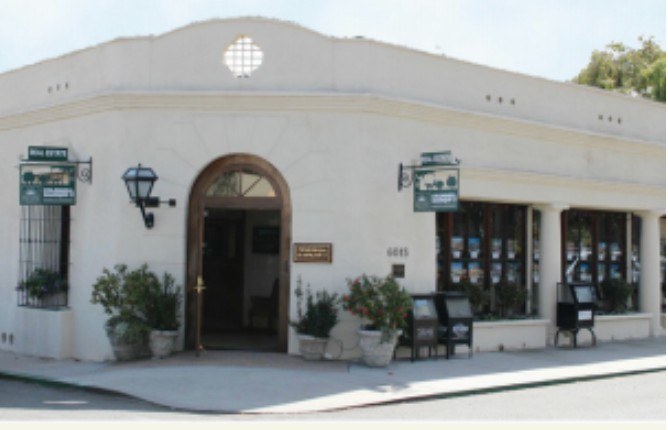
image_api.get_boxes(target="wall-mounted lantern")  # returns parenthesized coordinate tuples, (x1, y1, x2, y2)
(121, 164, 176, 229)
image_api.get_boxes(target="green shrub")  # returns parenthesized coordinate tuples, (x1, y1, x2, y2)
(91, 263, 182, 339)
(144, 273, 182, 331)
(451, 278, 488, 312)
(600, 278, 632, 313)
(90, 263, 160, 319)
(495, 281, 528, 318)
(17, 268, 68, 299)
(291, 276, 339, 338)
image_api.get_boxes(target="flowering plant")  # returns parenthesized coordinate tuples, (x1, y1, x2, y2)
(342, 274, 412, 342)
(17, 268, 68, 299)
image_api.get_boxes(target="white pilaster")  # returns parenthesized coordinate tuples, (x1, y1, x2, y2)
(536, 204, 568, 340)
(639, 210, 664, 336)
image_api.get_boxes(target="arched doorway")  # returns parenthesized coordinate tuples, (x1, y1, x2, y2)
(186, 154, 291, 352)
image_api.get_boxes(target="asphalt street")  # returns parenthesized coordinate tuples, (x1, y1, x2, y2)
(0, 370, 664, 421)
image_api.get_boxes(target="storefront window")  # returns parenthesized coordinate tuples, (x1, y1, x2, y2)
(563, 209, 635, 310)
(490, 205, 525, 287)
(450, 202, 485, 287)
(437, 202, 528, 317)
(564, 211, 595, 283)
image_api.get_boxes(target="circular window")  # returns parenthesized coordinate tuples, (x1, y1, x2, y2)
(223, 36, 264, 78)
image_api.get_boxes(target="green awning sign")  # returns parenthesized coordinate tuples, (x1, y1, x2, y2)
(20, 164, 76, 205)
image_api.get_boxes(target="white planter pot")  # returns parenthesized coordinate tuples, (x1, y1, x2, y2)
(149, 330, 178, 359)
(106, 320, 146, 361)
(357, 329, 401, 368)
(110, 339, 144, 361)
(297, 335, 329, 360)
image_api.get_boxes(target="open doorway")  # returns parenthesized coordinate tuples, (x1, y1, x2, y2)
(201, 208, 281, 351)
(186, 154, 291, 353)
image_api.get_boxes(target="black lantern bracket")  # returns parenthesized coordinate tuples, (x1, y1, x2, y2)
(133, 196, 177, 229)
(122, 164, 176, 229)
(398, 158, 460, 192)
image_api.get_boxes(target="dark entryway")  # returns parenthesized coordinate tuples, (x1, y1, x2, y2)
(201, 208, 281, 351)
(186, 154, 291, 353)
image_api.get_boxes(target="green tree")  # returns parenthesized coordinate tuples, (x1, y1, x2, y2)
(573, 37, 666, 103)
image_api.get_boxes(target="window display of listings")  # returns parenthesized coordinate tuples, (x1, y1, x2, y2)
(437, 202, 527, 315)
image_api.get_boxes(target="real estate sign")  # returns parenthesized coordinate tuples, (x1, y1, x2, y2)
(413, 152, 459, 212)
(19, 164, 77, 205)
(27, 146, 69, 162)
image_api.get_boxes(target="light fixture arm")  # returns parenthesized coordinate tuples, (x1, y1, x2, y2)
(122, 163, 175, 230)
(136, 199, 155, 229)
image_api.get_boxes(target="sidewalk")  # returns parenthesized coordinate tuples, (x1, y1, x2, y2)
(0, 336, 665, 414)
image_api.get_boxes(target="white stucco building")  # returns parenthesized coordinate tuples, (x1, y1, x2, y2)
(0, 18, 664, 361)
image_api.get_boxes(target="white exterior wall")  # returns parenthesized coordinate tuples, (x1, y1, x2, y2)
(0, 18, 664, 361)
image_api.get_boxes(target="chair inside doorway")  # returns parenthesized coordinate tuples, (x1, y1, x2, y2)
(249, 278, 279, 332)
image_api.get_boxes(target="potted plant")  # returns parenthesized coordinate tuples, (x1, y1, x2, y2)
(144, 273, 182, 359)
(342, 274, 412, 367)
(290, 276, 340, 360)
(17, 268, 68, 300)
(90, 264, 155, 361)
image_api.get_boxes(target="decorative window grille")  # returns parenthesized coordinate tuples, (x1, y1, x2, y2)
(17, 205, 70, 308)
(206, 170, 277, 198)
(223, 36, 264, 78)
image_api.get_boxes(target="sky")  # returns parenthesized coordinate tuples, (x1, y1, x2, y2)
(0, 0, 665, 82)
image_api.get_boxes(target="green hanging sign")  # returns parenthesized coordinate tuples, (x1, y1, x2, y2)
(412, 151, 460, 212)
(19, 164, 77, 206)
(413, 167, 459, 212)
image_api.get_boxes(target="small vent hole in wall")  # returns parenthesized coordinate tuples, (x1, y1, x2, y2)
(47, 82, 70, 94)
(485, 94, 516, 106)
(598, 114, 623, 125)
